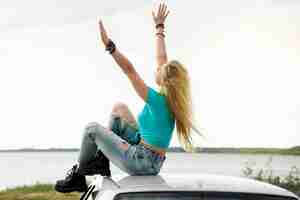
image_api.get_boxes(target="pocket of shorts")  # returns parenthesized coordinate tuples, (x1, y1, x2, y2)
(151, 155, 165, 174)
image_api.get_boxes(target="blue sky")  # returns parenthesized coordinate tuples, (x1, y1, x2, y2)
(0, 0, 299, 149)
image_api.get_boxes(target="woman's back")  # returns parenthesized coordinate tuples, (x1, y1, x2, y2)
(137, 85, 175, 149)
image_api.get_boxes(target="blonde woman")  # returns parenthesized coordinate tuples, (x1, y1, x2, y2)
(54, 2, 204, 193)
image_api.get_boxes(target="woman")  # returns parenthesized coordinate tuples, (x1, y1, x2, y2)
(54, 2, 205, 193)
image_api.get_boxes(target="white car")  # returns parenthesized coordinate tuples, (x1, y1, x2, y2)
(81, 172, 299, 200)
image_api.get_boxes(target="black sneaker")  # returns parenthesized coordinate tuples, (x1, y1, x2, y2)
(54, 164, 88, 193)
(77, 150, 111, 177)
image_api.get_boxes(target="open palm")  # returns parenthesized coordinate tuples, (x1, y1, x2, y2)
(152, 2, 170, 25)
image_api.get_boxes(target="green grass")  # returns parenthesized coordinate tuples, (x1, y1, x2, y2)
(3, 183, 53, 193)
(0, 182, 80, 200)
(238, 147, 300, 155)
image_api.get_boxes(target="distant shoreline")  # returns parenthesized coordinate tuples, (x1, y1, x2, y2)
(1, 146, 299, 155)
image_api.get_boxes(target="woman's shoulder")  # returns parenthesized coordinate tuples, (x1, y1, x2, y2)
(147, 85, 165, 98)
(146, 85, 167, 106)
(148, 86, 166, 97)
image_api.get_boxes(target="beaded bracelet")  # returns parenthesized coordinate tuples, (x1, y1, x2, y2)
(156, 32, 165, 37)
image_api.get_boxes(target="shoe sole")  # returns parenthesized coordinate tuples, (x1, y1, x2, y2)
(77, 166, 111, 176)
(54, 183, 87, 193)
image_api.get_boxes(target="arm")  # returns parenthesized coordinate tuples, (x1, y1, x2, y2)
(155, 27, 168, 67)
(98, 19, 148, 103)
(110, 47, 134, 74)
(152, 2, 170, 68)
(110, 47, 148, 102)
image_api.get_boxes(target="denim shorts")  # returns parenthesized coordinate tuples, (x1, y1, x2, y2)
(77, 114, 166, 176)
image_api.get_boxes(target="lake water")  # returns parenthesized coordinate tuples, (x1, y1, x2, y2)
(0, 152, 299, 191)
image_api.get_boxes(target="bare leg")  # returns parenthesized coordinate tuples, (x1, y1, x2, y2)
(109, 102, 137, 129)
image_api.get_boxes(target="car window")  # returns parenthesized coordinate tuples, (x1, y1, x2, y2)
(204, 196, 295, 200)
(114, 191, 297, 200)
(114, 191, 203, 200)
(203, 192, 298, 200)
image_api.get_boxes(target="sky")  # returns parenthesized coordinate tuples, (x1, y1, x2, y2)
(0, 0, 299, 149)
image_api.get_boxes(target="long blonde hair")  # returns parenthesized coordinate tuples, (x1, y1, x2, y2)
(159, 59, 206, 153)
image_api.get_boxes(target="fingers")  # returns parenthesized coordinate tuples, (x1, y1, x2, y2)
(164, 10, 170, 19)
(98, 19, 109, 46)
(161, 3, 167, 16)
(99, 20, 107, 35)
(152, 10, 156, 20)
(152, 1, 170, 23)
(158, 2, 169, 18)
(158, 3, 162, 17)
(98, 19, 104, 32)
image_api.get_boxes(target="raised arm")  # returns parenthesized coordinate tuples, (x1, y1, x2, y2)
(98, 19, 148, 102)
(152, 2, 170, 68)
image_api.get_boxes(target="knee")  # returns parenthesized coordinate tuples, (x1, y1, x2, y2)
(84, 121, 109, 138)
(84, 121, 101, 138)
(84, 121, 100, 130)
(111, 102, 128, 114)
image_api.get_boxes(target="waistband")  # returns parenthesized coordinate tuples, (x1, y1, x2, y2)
(138, 138, 166, 158)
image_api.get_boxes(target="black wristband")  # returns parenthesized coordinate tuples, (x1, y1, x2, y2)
(105, 39, 116, 54)
(155, 23, 164, 29)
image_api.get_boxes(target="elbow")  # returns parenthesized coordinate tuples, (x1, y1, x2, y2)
(156, 55, 168, 66)
(156, 54, 167, 60)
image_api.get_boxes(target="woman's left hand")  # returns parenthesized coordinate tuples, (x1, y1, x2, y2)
(152, 2, 170, 26)
(98, 19, 110, 47)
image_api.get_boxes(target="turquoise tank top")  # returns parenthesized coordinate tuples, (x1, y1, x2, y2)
(137, 85, 175, 149)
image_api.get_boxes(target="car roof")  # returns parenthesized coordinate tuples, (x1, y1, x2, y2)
(92, 172, 299, 199)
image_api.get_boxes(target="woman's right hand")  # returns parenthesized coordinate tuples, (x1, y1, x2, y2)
(98, 19, 110, 47)
(152, 2, 170, 25)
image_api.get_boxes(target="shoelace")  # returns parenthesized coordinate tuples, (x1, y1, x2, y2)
(65, 164, 78, 179)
